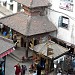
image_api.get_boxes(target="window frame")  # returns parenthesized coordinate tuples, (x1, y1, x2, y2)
(58, 16, 69, 29)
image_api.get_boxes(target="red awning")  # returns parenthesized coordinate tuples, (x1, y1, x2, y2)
(0, 48, 14, 58)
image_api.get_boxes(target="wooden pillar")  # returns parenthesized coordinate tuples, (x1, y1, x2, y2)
(25, 38, 29, 58)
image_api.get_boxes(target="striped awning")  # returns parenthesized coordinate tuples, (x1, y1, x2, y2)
(0, 48, 15, 58)
(0, 36, 15, 58)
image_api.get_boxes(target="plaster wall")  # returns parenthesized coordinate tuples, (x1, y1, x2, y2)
(0, 0, 21, 13)
(48, 0, 75, 44)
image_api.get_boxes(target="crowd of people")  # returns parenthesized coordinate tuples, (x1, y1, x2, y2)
(14, 56, 49, 75)
(14, 63, 27, 75)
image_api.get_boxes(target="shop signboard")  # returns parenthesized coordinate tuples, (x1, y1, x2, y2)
(59, 0, 74, 12)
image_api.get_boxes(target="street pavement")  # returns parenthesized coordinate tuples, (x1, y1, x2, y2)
(5, 55, 33, 75)
(5, 47, 39, 75)
(5, 47, 54, 75)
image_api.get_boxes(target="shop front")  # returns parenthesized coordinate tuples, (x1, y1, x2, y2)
(0, 49, 14, 75)
(0, 24, 13, 39)
(0, 36, 15, 75)
(0, 57, 6, 75)
(0, 24, 26, 48)
(54, 54, 75, 75)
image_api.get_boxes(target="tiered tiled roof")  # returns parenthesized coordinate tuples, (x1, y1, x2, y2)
(15, 0, 50, 8)
(0, 12, 56, 36)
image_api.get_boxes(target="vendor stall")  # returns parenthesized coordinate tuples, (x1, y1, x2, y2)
(31, 40, 69, 74)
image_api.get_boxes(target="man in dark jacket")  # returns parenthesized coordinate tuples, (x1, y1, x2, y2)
(21, 65, 27, 75)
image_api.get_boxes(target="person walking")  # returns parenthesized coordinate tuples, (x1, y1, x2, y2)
(13, 34, 17, 48)
(14, 63, 21, 75)
(21, 65, 27, 75)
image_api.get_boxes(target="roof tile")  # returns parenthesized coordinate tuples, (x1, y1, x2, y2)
(0, 12, 57, 36)
(15, 0, 49, 8)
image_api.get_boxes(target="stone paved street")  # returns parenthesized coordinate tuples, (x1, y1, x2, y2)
(5, 55, 33, 75)
(5, 48, 54, 75)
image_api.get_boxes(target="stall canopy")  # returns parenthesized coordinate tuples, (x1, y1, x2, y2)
(0, 36, 15, 58)
(33, 41, 69, 59)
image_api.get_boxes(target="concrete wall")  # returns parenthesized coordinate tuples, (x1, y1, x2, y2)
(48, 0, 75, 44)
(0, 0, 22, 13)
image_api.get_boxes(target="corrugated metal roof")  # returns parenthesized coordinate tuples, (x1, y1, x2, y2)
(0, 12, 57, 36)
(15, 0, 49, 8)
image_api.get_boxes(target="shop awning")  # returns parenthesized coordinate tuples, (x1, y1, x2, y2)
(0, 36, 15, 58)
(33, 41, 69, 59)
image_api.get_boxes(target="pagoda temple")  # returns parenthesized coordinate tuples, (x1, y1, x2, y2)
(0, 0, 57, 58)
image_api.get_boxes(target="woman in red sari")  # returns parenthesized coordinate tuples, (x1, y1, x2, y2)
(14, 63, 21, 75)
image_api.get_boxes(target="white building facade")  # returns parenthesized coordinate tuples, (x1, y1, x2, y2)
(0, 0, 22, 13)
(47, 0, 75, 45)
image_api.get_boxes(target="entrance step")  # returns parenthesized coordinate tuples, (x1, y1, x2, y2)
(9, 53, 21, 62)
